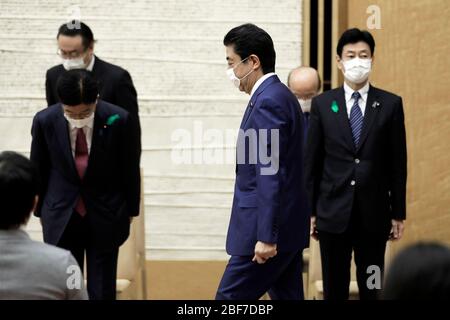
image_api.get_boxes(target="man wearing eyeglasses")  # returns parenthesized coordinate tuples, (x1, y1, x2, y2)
(46, 21, 141, 157)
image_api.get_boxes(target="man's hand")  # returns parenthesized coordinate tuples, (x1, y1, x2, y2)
(389, 219, 405, 241)
(310, 216, 319, 241)
(252, 241, 277, 264)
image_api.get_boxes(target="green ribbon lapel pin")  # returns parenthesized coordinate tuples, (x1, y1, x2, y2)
(106, 114, 120, 126)
(331, 100, 339, 113)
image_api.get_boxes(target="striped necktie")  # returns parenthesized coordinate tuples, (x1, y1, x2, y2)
(349, 91, 363, 147)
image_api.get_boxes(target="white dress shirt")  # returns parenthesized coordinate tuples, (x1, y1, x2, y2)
(67, 120, 94, 158)
(344, 81, 370, 118)
(250, 72, 276, 100)
(86, 55, 95, 72)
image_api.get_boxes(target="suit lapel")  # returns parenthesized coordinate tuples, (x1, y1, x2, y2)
(239, 101, 253, 129)
(236, 75, 279, 173)
(240, 75, 280, 129)
(334, 87, 356, 153)
(356, 85, 380, 153)
(85, 101, 106, 175)
(54, 106, 79, 181)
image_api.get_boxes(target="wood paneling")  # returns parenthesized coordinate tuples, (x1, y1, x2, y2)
(146, 261, 226, 299)
(346, 0, 450, 251)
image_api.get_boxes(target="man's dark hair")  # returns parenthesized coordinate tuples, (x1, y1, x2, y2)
(57, 69, 99, 106)
(382, 242, 450, 300)
(337, 28, 375, 57)
(0, 152, 38, 229)
(57, 21, 95, 49)
(224, 23, 276, 74)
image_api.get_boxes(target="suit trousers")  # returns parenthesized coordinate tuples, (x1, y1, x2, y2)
(318, 197, 389, 300)
(216, 250, 304, 300)
(57, 212, 119, 300)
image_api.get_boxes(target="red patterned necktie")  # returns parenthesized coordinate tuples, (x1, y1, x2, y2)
(74, 128, 88, 216)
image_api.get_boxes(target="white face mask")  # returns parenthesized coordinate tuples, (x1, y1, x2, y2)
(63, 111, 95, 128)
(62, 57, 87, 70)
(342, 57, 372, 84)
(298, 99, 312, 113)
(226, 57, 254, 89)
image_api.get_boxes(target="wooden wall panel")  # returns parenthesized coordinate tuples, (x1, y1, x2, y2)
(346, 0, 450, 250)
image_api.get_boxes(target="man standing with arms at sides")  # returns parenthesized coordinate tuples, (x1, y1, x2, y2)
(216, 24, 310, 300)
(305, 28, 407, 300)
(287, 66, 321, 137)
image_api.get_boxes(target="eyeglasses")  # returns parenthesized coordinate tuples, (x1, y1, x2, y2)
(57, 48, 87, 59)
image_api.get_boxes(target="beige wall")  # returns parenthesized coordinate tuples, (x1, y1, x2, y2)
(346, 0, 450, 249)
(0, 0, 303, 260)
(0, 0, 303, 299)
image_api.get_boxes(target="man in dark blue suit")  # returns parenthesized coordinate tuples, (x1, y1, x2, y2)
(30, 70, 141, 300)
(216, 24, 310, 300)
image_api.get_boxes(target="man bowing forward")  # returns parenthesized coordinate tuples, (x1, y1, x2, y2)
(30, 70, 140, 300)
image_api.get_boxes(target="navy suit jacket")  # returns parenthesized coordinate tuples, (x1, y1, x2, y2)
(30, 100, 141, 249)
(225, 75, 310, 256)
(305, 85, 407, 234)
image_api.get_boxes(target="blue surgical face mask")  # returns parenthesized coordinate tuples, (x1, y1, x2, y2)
(226, 57, 254, 89)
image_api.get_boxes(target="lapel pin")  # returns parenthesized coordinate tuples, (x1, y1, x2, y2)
(331, 100, 339, 113)
(101, 114, 120, 136)
(106, 114, 120, 126)
(372, 101, 380, 108)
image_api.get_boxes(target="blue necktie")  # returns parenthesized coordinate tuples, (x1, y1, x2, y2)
(349, 91, 363, 147)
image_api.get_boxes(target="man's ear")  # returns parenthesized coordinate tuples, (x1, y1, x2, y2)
(336, 54, 343, 71)
(249, 54, 261, 71)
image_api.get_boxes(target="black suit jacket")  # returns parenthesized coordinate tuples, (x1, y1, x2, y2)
(305, 85, 407, 234)
(45, 56, 141, 154)
(30, 100, 141, 249)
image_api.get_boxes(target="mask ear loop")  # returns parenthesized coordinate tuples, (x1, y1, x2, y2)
(234, 56, 254, 81)
(237, 67, 254, 81)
